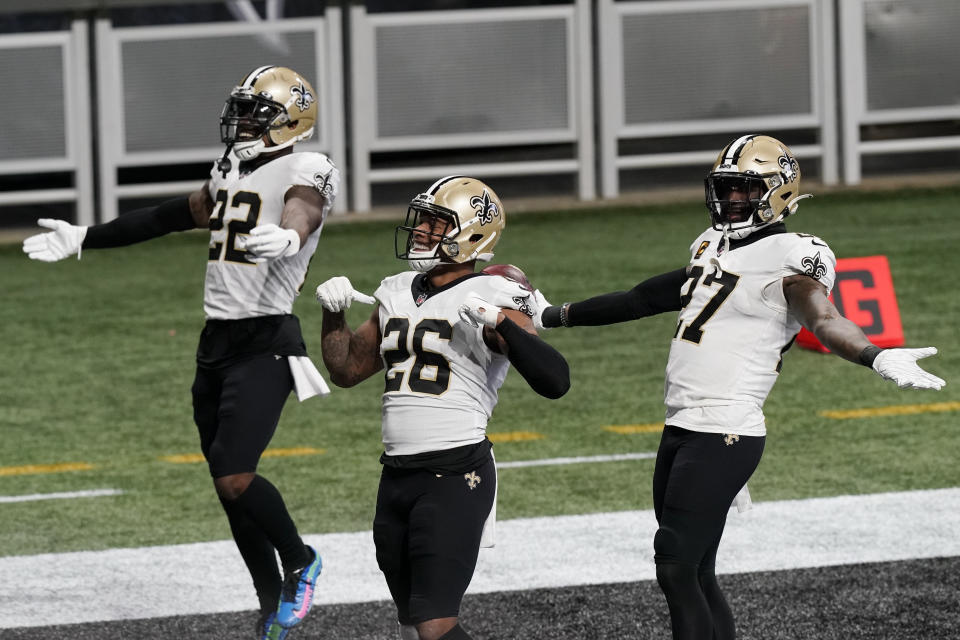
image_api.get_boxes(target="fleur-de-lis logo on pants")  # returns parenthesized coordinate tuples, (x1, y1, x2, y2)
(723, 434, 740, 446)
(464, 471, 481, 490)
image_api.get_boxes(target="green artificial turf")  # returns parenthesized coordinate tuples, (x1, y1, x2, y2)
(1, 186, 957, 556)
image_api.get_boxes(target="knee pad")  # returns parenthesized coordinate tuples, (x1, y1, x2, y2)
(653, 525, 684, 564)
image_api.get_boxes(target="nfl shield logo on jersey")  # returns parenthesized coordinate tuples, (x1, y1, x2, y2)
(415, 292, 429, 306)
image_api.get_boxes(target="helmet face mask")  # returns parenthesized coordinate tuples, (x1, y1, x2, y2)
(395, 176, 505, 273)
(220, 93, 285, 145)
(704, 134, 805, 240)
(218, 66, 317, 162)
(395, 204, 461, 272)
(704, 173, 768, 229)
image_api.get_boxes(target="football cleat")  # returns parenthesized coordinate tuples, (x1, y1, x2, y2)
(258, 611, 289, 640)
(276, 546, 323, 628)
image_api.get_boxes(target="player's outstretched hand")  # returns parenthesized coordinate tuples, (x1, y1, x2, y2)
(315, 276, 375, 312)
(458, 293, 502, 328)
(872, 347, 945, 390)
(22, 219, 87, 262)
(485, 277, 534, 314)
(244, 224, 301, 262)
(529, 289, 552, 331)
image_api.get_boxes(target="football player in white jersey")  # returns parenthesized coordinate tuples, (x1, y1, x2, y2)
(536, 135, 944, 640)
(22, 66, 338, 640)
(315, 176, 569, 640)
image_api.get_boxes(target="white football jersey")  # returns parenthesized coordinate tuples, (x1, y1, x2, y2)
(375, 271, 513, 456)
(664, 227, 836, 436)
(203, 151, 339, 319)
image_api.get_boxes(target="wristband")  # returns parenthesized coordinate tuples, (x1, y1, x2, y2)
(858, 345, 883, 367)
(559, 302, 572, 328)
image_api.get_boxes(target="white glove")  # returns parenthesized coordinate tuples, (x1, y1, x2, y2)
(22, 219, 88, 262)
(872, 347, 945, 390)
(458, 293, 502, 328)
(243, 224, 300, 262)
(486, 278, 534, 314)
(315, 276, 375, 312)
(530, 289, 552, 331)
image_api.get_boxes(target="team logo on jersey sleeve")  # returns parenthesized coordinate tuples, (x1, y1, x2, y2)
(464, 471, 481, 490)
(801, 252, 828, 280)
(694, 241, 710, 259)
(313, 170, 335, 198)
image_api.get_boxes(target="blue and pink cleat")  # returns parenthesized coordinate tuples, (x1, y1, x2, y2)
(276, 545, 323, 629)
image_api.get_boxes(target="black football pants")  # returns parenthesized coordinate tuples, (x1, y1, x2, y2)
(373, 456, 496, 624)
(652, 425, 765, 640)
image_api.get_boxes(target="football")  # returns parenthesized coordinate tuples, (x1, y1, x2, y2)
(482, 263, 533, 290)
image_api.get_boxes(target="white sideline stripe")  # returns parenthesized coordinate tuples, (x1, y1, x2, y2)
(498, 452, 657, 468)
(0, 489, 124, 504)
(2, 487, 959, 629)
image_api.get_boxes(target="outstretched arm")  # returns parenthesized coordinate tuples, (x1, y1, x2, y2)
(539, 268, 687, 328)
(23, 185, 210, 262)
(784, 274, 944, 390)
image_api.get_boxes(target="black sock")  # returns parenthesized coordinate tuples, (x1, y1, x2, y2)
(656, 562, 714, 640)
(219, 496, 281, 614)
(698, 569, 735, 640)
(232, 475, 310, 574)
(438, 623, 474, 640)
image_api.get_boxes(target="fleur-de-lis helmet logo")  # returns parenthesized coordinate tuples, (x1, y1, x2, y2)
(802, 252, 827, 280)
(290, 81, 314, 113)
(471, 190, 500, 225)
(778, 153, 799, 183)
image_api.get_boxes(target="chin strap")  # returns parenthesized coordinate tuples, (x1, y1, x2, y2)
(217, 143, 234, 178)
(785, 193, 814, 216)
(719, 223, 732, 255)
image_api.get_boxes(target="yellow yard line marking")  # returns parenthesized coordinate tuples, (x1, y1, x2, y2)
(819, 401, 960, 420)
(262, 447, 325, 458)
(159, 447, 325, 464)
(488, 431, 544, 443)
(604, 423, 663, 434)
(0, 462, 95, 477)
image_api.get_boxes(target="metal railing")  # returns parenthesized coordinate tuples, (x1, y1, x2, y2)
(94, 12, 345, 221)
(597, 0, 838, 198)
(0, 20, 94, 224)
(348, 2, 594, 212)
(838, 0, 960, 184)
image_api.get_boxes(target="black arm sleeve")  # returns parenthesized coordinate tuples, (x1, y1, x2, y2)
(83, 196, 197, 249)
(542, 268, 687, 328)
(495, 317, 570, 399)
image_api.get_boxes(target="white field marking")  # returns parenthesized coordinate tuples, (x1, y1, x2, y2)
(498, 452, 657, 468)
(2, 487, 960, 628)
(0, 488, 124, 504)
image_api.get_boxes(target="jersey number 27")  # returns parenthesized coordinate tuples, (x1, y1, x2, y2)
(674, 266, 740, 344)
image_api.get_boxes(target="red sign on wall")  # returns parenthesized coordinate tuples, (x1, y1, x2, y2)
(795, 255, 904, 352)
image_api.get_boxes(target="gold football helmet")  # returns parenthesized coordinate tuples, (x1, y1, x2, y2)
(219, 65, 317, 161)
(396, 176, 505, 272)
(704, 134, 811, 240)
